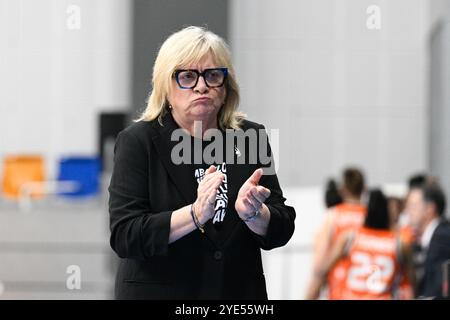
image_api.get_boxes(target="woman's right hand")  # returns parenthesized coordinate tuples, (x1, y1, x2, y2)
(193, 165, 224, 225)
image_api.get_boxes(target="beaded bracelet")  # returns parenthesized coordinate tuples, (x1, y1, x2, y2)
(190, 204, 205, 233)
(242, 209, 261, 223)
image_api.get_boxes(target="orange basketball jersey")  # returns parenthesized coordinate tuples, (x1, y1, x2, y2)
(396, 273, 414, 300)
(327, 203, 367, 300)
(396, 225, 415, 299)
(341, 227, 400, 300)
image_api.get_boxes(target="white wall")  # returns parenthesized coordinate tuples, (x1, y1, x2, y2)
(0, 0, 132, 179)
(429, 0, 450, 27)
(230, 0, 430, 188)
(229, 0, 437, 299)
(429, 1, 450, 200)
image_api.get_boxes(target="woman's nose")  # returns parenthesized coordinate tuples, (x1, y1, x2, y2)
(194, 75, 209, 93)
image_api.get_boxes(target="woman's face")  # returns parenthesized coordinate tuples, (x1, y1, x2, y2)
(168, 53, 227, 127)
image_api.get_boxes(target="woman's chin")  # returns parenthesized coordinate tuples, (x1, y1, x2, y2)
(191, 104, 216, 118)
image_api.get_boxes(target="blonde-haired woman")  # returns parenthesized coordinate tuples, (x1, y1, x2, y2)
(109, 26, 295, 299)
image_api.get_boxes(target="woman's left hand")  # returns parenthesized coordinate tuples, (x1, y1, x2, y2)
(235, 168, 271, 219)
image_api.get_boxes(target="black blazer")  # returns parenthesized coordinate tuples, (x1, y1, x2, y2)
(419, 219, 450, 298)
(108, 111, 296, 299)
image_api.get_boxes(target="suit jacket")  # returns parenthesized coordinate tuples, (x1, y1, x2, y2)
(418, 219, 450, 298)
(108, 111, 296, 299)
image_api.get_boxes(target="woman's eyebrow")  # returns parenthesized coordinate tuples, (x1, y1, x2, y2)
(183, 65, 218, 70)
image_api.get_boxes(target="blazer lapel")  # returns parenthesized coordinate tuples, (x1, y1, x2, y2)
(150, 112, 195, 203)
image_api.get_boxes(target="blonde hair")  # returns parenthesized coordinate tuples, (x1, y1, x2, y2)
(137, 26, 246, 130)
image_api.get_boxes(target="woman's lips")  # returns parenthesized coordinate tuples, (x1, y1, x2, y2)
(194, 97, 211, 102)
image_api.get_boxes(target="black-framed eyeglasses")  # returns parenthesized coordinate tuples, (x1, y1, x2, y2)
(173, 68, 228, 89)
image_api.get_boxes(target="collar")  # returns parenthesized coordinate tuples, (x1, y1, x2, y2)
(420, 217, 440, 249)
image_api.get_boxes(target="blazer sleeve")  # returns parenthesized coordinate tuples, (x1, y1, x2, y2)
(250, 124, 296, 250)
(108, 129, 172, 260)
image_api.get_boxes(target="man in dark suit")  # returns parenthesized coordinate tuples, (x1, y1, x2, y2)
(406, 183, 450, 298)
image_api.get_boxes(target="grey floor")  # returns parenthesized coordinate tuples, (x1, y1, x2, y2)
(0, 175, 117, 299)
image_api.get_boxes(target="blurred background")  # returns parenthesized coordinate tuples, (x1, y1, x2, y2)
(0, 0, 449, 299)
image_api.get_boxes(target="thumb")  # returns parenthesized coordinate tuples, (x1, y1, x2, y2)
(205, 165, 217, 175)
(248, 168, 263, 185)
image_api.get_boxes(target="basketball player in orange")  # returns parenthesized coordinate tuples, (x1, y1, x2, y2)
(307, 168, 367, 299)
(388, 196, 414, 299)
(306, 189, 416, 300)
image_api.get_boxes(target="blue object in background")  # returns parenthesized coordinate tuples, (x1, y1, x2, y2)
(57, 157, 101, 197)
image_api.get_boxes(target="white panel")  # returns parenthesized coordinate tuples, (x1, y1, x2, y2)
(230, 0, 429, 187)
(430, 19, 450, 202)
(230, 0, 433, 300)
(0, 0, 132, 179)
